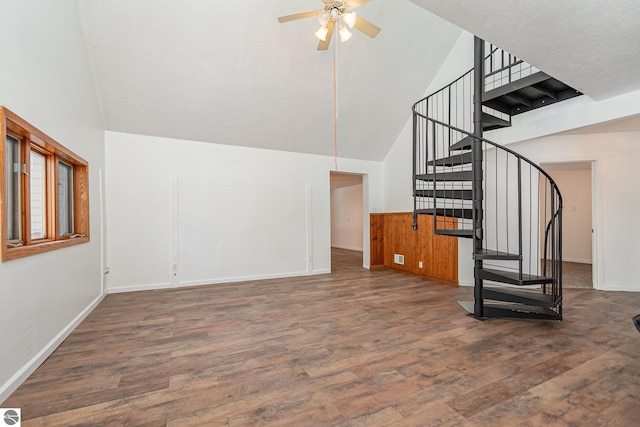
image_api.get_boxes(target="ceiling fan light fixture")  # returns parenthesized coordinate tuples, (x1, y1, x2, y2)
(343, 12, 357, 28)
(315, 25, 329, 41)
(339, 25, 352, 42)
(318, 11, 330, 26)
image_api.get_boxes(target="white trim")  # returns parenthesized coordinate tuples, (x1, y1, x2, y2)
(179, 269, 330, 288)
(563, 257, 592, 264)
(598, 284, 640, 292)
(0, 293, 105, 403)
(107, 282, 173, 294)
(170, 176, 179, 287)
(331, 244, 364, 252)
(306, 184, 313, 273)
(106, 269, 333, 294)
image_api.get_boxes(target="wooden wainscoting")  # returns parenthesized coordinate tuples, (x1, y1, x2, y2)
(370, 213, 458, 284)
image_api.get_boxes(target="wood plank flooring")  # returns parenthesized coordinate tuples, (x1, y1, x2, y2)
(5, 248, 640, 426)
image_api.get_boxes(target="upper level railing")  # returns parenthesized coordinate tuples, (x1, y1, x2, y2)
(484, 43, 540, 92)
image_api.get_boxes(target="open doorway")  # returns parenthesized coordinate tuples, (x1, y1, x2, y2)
(541, 161, 594, 288)
(330, 172, 364, 272)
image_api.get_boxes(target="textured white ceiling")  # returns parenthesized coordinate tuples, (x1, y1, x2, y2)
(410, 0, 640, 100)
(78, 0, 640, 162)
(77, 0, 462, 161)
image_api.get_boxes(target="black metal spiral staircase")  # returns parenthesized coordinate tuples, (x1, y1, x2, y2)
(412, 37, 581, 320)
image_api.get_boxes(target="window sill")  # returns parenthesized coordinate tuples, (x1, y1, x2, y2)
(3, 236, 90, 261)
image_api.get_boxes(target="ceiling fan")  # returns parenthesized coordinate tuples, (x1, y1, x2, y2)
(278, 0, 381, 50)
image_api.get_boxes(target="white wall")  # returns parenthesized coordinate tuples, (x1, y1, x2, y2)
(546, 168, 592, 263)
(331, 184, 364, 251)
(0, 0, 105, 402)
(105, 132, 382, 292)
(512, 132, 640, 291)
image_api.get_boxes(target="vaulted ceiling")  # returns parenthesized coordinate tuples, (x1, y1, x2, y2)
(77, 0, 462, 161)
(77, 0, 640, 162)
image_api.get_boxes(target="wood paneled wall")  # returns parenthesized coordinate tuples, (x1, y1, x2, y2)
(370, 213, 458, 284)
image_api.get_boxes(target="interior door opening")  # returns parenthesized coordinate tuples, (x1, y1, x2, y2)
(330, 172, 365, 271)
(541, 161, 594, 289)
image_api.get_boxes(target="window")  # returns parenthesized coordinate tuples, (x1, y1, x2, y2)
(1, 106, 89, 261)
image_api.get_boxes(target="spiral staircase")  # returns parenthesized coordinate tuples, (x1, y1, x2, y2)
(412, 37, 581, 320)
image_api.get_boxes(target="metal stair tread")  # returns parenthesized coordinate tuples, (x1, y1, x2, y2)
(415, 208, 473, 219)
(480, 268, 555, 286)
(434, 229, 473, 238)
(458, 300, 561, 320)
(482, 112, 511, 130)
(426, 152, 473, 166)
(483, 72, 552, 103)
(482, 287, 559, 307)
(416, 171, 474, 182)
(474, 249, 520, 260)
(449, 136, 474, 151)
(414, 189, 474, 200)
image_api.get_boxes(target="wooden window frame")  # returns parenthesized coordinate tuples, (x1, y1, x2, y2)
(1, 106, 89, 261)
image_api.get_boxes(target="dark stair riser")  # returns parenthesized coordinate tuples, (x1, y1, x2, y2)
(458, 301, 561, 321)
(427, 152, 473, 167)
(414, 189, 474, 200)
(474, 249, 520, 261)
(415, 208, 473, 219)
(416, 171, 473, 182)
(479, 268, 554, 286)
(484, 72, 581, 116)
(483, 287, 560, 308)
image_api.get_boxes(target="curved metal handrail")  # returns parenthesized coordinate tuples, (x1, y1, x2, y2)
(412, 113, 564, 203)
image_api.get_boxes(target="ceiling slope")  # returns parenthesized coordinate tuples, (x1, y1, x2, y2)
(77, 0, 462, 161)
(410, 0, 640, 100)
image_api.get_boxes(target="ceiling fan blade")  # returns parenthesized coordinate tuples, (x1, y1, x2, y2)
(317, 20, 336, 51)
(346, 0, 374, 9)
(353, 15, 381, 38)
(277, 10, 319, 23)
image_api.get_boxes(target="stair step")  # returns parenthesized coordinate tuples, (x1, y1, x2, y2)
(482, 112, 511, 131)
(416, 171, 473, 182)
(474, 249, 520, 261)
(483, 287, 559, 307)
(479, 268, 554, 286)
(458, 300, 562, 320)
(414, 189, 473, 200)
(435, 229, 473, 238)
(449, 136, 474, 151)
(427, 152, 473, 166)
(415, 208, 473, 219)
(483, 72, 582, 116)
(484, 72, 552, 103)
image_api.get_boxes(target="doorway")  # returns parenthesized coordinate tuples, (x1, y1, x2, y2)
(541, 161, 594, 288)
(330, 172, 365, 271)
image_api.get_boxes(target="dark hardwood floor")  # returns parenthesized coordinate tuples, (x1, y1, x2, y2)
(5, 248, 640, 426)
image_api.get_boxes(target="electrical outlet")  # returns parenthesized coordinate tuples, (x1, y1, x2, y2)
(419, 261, 423, 268)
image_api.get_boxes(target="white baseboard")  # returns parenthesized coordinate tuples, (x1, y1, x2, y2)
(598, 283, 640, 292)
(563, 257, 592, 264)
(107, 282, 173, 294)
(107, 269, 333, 294)
(331, 245, 363, 252)
(0, 293, 105, 403)
(179, 269, 330, 288)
